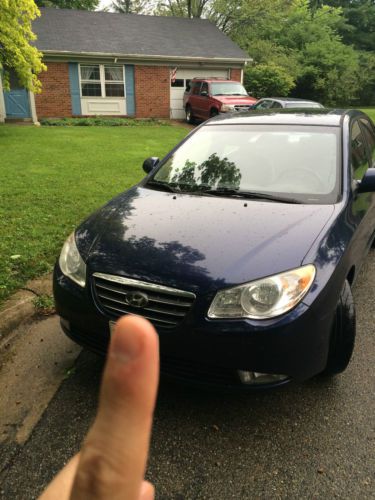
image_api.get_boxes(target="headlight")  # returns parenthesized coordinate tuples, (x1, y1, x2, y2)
(208, 265, 315, 320)
(221, 104, 235, 112)
(59, 232, 87, 287)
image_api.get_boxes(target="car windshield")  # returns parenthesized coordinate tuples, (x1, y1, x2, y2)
(149, 125, 341, 204)
(210, 82, 248, 96)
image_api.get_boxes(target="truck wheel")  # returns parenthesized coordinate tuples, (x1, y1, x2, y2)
(322, 280, 356, 376)
(185, 106, 195, 124)
(210, 108, 219, 118)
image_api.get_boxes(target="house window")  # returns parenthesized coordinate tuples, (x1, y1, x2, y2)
(80, 64, 125, 98)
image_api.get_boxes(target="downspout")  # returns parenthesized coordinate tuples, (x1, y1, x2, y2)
(28, 91, 39, 125)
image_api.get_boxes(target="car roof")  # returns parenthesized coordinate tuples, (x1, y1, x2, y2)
(206, 109, 366, 127)
(260, 97, 320, 103)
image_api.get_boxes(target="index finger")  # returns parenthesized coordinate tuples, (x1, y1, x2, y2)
(71, 315, 159, 500)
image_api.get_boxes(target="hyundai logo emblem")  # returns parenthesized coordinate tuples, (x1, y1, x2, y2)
(124, 291, 149, 308)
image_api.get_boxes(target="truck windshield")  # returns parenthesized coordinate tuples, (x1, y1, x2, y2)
(211, 83, 248, 96)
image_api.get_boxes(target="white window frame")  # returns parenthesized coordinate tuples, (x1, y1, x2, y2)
(79, 64, 126, 99)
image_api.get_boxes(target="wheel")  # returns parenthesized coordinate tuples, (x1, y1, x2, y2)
(322, 280, 356, 376)
(185, 106, 195, 124)
(210, 108, 219, 118)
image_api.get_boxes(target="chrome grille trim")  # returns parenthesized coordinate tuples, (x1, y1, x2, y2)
(92, 272, 196, 329)
(94, 273, 195, 298)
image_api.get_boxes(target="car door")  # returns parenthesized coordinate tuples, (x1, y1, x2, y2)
(188, 81, 202, 116)
(348, 119, 375, 265)
(194, 82, 210, 119)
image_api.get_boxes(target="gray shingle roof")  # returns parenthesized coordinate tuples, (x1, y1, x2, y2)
(33, 8, 249, 61)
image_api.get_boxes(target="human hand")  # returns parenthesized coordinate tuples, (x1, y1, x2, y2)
(39, 315, 159, 500)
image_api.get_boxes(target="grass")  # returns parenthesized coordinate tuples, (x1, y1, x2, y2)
(0, 124, 188, 303)
(361, 108, 375, 122)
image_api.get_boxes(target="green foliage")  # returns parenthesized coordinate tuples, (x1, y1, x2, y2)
(35, 0, 99, 9)
(244, 64, 295, 98)
(356, 51, 375, 106)
(40, 117, 171, 126)
(33, 294, 55, 315)
(0, 0, 46, 92)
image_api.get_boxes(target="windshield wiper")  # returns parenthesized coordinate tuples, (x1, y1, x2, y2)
(199, 188, 302, 204)
(146, 180, 181, 193)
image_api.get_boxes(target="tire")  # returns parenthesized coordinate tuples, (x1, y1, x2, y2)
(185, 106, 195, 124)
(210, 108, 219, 118)
(322, 280, 356, 376)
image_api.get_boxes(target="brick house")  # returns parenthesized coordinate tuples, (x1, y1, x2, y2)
(0, 8, 250, 123)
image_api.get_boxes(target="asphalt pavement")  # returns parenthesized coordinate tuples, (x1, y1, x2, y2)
(0, 253, 374, 499)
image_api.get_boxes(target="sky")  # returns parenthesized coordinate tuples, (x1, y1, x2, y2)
(98, 0, 113, 10)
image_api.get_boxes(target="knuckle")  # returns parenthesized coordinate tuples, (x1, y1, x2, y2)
(73, 442, 122, 496)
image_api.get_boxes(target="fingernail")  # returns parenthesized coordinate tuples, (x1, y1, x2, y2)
(110, 320, 142, 364)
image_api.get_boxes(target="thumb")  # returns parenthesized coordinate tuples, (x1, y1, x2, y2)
(71, 315, 159, 500)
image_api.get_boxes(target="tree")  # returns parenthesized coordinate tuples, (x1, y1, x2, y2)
(154, 0, 213, 18)
(244, 63, 295, 98)
(0, 0, 46, 92)
(35, 0, 99, 9)
(111, 0, 152, 13)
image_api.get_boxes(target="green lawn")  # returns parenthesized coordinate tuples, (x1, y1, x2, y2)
(0, 124, 188, 303)
(361, 108, 375, 122)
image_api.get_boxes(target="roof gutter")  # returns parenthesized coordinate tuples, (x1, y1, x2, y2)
(40, 50, 251, 65)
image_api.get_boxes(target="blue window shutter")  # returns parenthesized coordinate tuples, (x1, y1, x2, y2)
(125, 65, 135, 116)
(68, 63, 81, 115)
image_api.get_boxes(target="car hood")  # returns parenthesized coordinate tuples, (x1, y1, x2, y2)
(79, 187, 335, 294)
(214, 95, 257, 105)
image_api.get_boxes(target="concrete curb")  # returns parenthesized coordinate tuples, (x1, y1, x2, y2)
(0, 274, 53, 345)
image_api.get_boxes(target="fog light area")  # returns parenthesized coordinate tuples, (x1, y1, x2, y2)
(238, 370, 289, 385)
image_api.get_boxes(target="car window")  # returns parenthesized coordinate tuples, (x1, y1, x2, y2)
(191, 82, 201, 95)
(359, 118, 375, 167)
(200, 82, 209, 95)
(271, 102, 282, 109)
(351, 121, 370, 180)
(254, 100, 273, 110)
(152, 124, 340, 204)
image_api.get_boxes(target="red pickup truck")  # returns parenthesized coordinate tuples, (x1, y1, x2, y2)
(183, 77, 257, 123)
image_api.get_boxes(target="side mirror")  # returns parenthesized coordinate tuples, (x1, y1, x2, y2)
(357, 169, 375, 193)
(200, 91, 208, 97)
(143, 157, 159, 174)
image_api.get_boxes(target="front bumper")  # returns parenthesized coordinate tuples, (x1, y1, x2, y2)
(54, 265, 334, 387)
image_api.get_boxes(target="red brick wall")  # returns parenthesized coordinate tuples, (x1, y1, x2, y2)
(135, 66, 170, 118)
(230, 68, 242, 83)
(35, 62, 72, 118)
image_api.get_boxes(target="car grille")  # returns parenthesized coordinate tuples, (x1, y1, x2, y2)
(92, 273, 196, 329)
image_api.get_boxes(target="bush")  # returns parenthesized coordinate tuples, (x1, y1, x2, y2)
(40, 117, 171, 127)
(244, 63, 295, 98)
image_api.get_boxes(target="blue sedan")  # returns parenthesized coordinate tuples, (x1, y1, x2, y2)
(54, 109, 375, 389)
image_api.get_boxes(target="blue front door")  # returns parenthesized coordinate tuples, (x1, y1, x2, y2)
(3, 70, 31, 118)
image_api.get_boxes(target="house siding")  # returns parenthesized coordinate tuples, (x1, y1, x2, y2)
(135, 65, 170, 118)
(35, 62, 72, 118)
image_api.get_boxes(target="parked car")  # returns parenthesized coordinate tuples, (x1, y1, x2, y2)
(54, 109, 375, 389)
(183, 77, 257, 123)
(252, 97, 324, 110)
